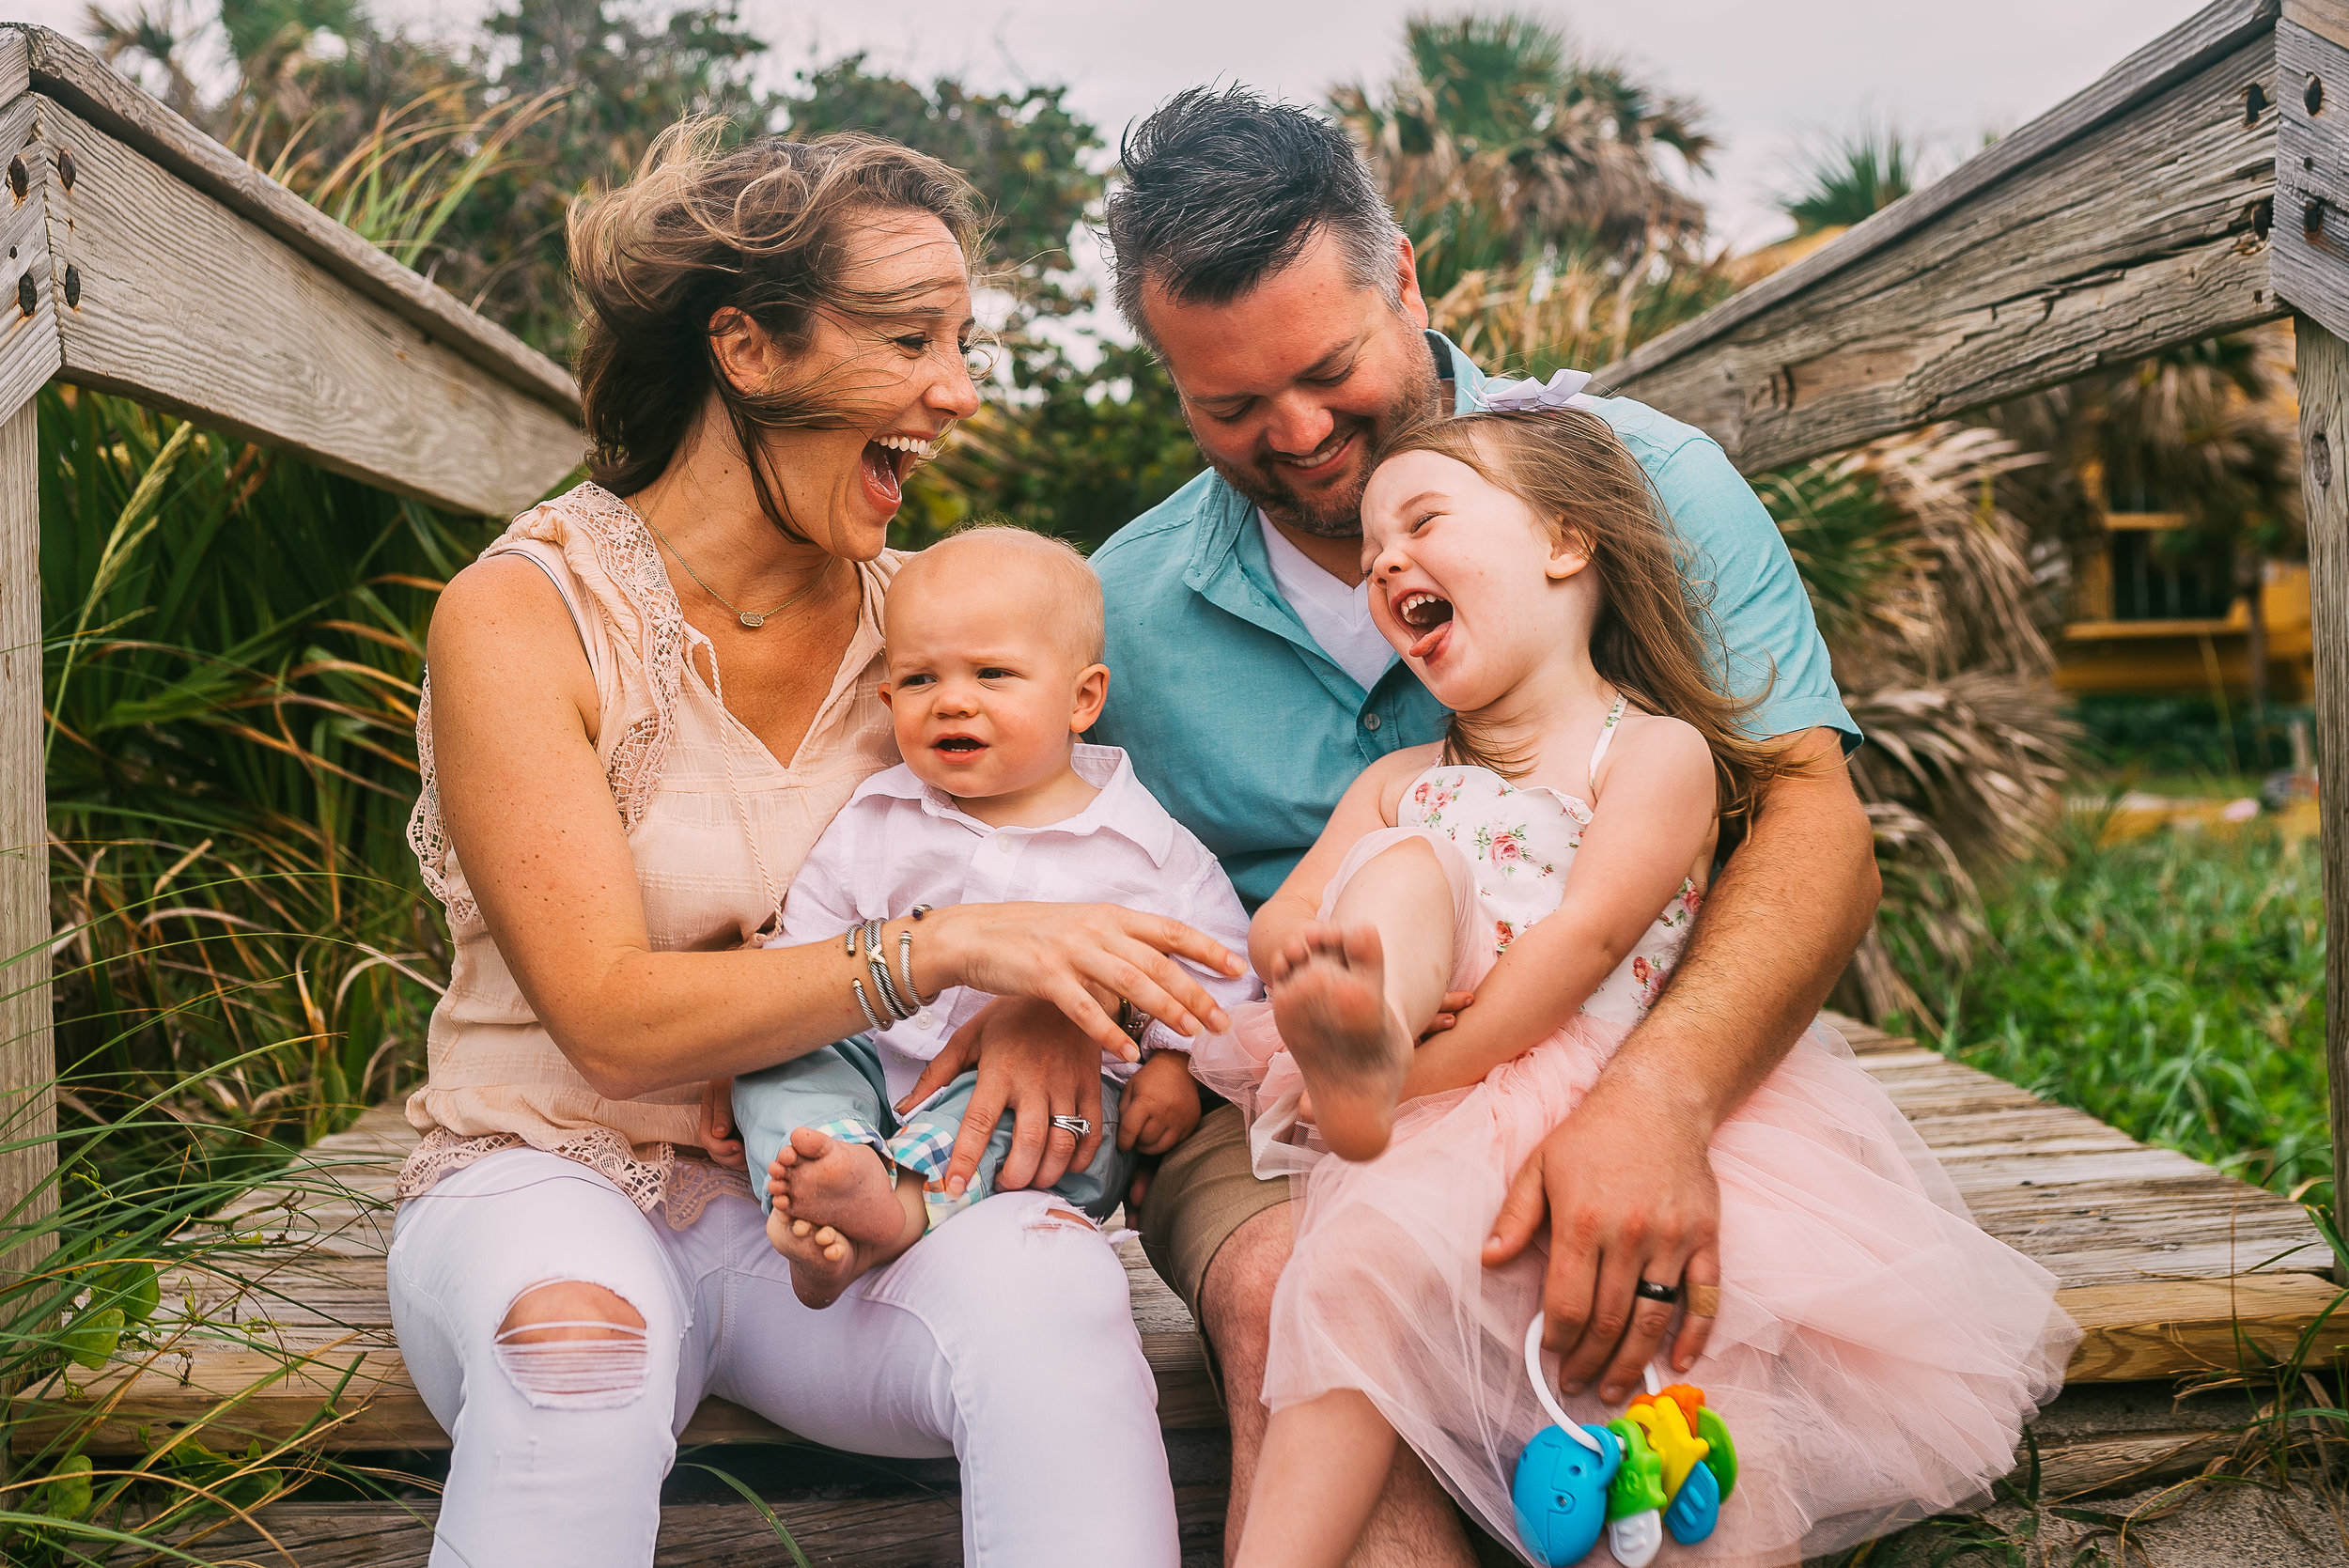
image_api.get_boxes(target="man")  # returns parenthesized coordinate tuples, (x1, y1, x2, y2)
(1088, 88, 1877, 1563)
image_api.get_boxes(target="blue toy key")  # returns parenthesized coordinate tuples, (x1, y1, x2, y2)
(1512, 1316, 1622, 1566)
(1664, 1455, 1721, 1545)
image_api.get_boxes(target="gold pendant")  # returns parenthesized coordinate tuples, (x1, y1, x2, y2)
(739, 612, 765, 629)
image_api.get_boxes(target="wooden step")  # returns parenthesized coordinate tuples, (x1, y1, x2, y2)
(22, 1015, 2345, 1454)
(96, 1397, 2274, 1568)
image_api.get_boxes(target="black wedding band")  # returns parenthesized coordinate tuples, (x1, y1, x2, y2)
(1634, 1278, 1682, 1304)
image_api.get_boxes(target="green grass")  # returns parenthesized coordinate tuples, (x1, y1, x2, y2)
(1916, 818, 2330, 1203)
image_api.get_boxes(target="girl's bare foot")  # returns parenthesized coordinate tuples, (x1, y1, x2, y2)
(764, 1129, 922, 1308)
(1269, 924, 1410, 1160)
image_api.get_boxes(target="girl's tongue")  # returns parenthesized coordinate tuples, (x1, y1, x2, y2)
(860, 442, 904, 508)
(1408, 619, 1454, 663)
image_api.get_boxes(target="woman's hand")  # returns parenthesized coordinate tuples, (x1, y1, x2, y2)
(898, 997, 1107, 1196)
(698, 1077, 748, 1171)
(928, 903, 1241, 1056)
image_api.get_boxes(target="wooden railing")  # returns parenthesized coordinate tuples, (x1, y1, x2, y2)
(0, 23, 583, 1273)
(1592, 0, 2349, 1224)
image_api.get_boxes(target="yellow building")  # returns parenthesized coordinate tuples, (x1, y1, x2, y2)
(2058, 503, 2312, 703)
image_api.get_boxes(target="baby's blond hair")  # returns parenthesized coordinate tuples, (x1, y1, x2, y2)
(889, 524, 1106, 664)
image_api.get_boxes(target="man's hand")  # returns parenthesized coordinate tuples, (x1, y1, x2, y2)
(697, 1076, 747, 1170)
(1118, 1052, 1205, 1156)
(1483, 1073, 1720, 1404)
(899, 997, 1104, 1196)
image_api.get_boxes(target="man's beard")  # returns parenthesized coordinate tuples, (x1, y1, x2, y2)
(1199, 350, 1443, 540)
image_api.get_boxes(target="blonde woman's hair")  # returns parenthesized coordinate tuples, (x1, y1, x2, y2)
(1375, 409, 1793, 822)
(569, 117, 984, 541)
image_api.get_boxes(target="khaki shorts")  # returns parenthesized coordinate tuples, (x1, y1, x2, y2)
(1138, 1103, 1290, 1320)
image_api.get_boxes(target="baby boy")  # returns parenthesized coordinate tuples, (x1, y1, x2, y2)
(727, 525, 1257, 1308)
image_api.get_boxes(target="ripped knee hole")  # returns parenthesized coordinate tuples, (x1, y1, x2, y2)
(493, 1281, 649, 1408)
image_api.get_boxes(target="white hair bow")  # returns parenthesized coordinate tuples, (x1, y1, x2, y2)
(1478, 368, 1599, 412)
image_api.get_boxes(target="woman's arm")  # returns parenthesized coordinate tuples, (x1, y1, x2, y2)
(1399, 718, 1718, 1099)
(1247, 747, 1435, 977)
(428, 561, 1241, 1102)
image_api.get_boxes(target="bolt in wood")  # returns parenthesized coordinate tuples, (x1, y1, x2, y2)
(57, 147, 76, 191)
(2310, 72, 2326, 115)
(6, 157, 23, 202)
(14, 273, 31, 318)
(2248, 82, 2270, 123)
(63, 265, 80, 309)
(2310, 195, 2329, 241)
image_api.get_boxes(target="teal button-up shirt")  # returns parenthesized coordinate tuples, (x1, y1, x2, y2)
(1090, 333, 1856, 910)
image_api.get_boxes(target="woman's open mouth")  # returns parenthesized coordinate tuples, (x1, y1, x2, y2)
(1395, 591, 1455, 661)
(860, 435, 935, 513)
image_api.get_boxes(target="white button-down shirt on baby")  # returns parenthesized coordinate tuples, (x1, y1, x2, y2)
(770, 743, 1261, 1104)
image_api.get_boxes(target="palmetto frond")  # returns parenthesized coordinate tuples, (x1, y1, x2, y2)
(1761, 426, 2077, 1023)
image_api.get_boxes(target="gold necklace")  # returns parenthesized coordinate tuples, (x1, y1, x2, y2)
(643, 516, 833, 630)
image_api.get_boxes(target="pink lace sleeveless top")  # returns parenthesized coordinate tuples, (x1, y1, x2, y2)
(399, 482, 899, 1219)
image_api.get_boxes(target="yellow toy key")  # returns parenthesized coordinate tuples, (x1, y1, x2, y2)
(1626, 1392, 1710, 1501)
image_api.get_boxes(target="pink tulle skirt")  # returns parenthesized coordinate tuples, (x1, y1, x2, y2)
(1190, 829, 2077, 1564)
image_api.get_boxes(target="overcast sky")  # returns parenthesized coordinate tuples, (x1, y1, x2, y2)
(12, 0, 2215, 248)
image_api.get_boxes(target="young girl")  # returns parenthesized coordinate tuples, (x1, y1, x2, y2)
(1189, 405, 2075, 1567)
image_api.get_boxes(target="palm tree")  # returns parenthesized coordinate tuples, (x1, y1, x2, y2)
(1330, 10, 1720, 359)
(1780, 126, 1920, 236)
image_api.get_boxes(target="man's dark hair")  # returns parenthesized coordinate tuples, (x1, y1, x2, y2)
(1106, 85, 1407, 349)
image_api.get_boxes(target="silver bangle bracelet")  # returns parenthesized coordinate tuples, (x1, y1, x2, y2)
(852, 977, 889, 1034)
(861, 919, 904, 1022)
(846, 908, 937, 1031)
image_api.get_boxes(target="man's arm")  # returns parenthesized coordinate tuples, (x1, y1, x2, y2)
(1483, 727, 1877, 1405)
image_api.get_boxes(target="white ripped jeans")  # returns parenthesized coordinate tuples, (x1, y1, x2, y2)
(387, 1148, 1177, 1567)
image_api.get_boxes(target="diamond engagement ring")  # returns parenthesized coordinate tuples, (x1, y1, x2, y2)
(1050, 1115, 1092, 1139)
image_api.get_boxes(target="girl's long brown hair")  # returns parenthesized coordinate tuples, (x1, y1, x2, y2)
(1377, 409, 1793, 822)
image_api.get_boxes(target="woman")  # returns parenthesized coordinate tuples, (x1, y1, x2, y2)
(389, 122, 1235, 1567)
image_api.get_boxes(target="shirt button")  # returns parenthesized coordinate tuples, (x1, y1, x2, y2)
(1363, 713, 1382, 731)
(915, 1010, 936, 1030)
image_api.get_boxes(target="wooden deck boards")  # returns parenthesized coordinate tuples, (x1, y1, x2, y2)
(20, 1017, 2346, 1455)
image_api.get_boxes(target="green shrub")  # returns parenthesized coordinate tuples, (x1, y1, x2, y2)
(1919, 820, 2329, 1201)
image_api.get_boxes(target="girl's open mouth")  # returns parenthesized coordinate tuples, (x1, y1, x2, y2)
(1395, 592, 1455, 661)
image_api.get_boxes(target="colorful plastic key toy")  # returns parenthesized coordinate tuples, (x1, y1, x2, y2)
(1511, 1316, 1621, 1566)
(1513, 1317, 1742, 1565)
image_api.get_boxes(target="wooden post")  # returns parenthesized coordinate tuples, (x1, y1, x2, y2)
(0, 393, 50, 1286)
(2299, 317, 2349, 1236)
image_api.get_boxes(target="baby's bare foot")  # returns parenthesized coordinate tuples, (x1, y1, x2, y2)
(1269, 924, 1409, 1161)
(765, 1130, 917, 1308)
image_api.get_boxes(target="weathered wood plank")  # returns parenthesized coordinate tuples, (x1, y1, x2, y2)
(1595, 33, 2284, 472)
(2062, 1273, 2349, 1379)
(2296, 317, 2349, 1233)
(2274, 22, 2349, 339)
(0, 24, 573, 419)
(112, 1489, 1237, 1568)
(0, 93, 63, 427)
(23, 96, 581, 516)
(81, 1412, 2279, 1568)
(2290, 0, 2349, 52)
(0, 391, 49, 1292)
